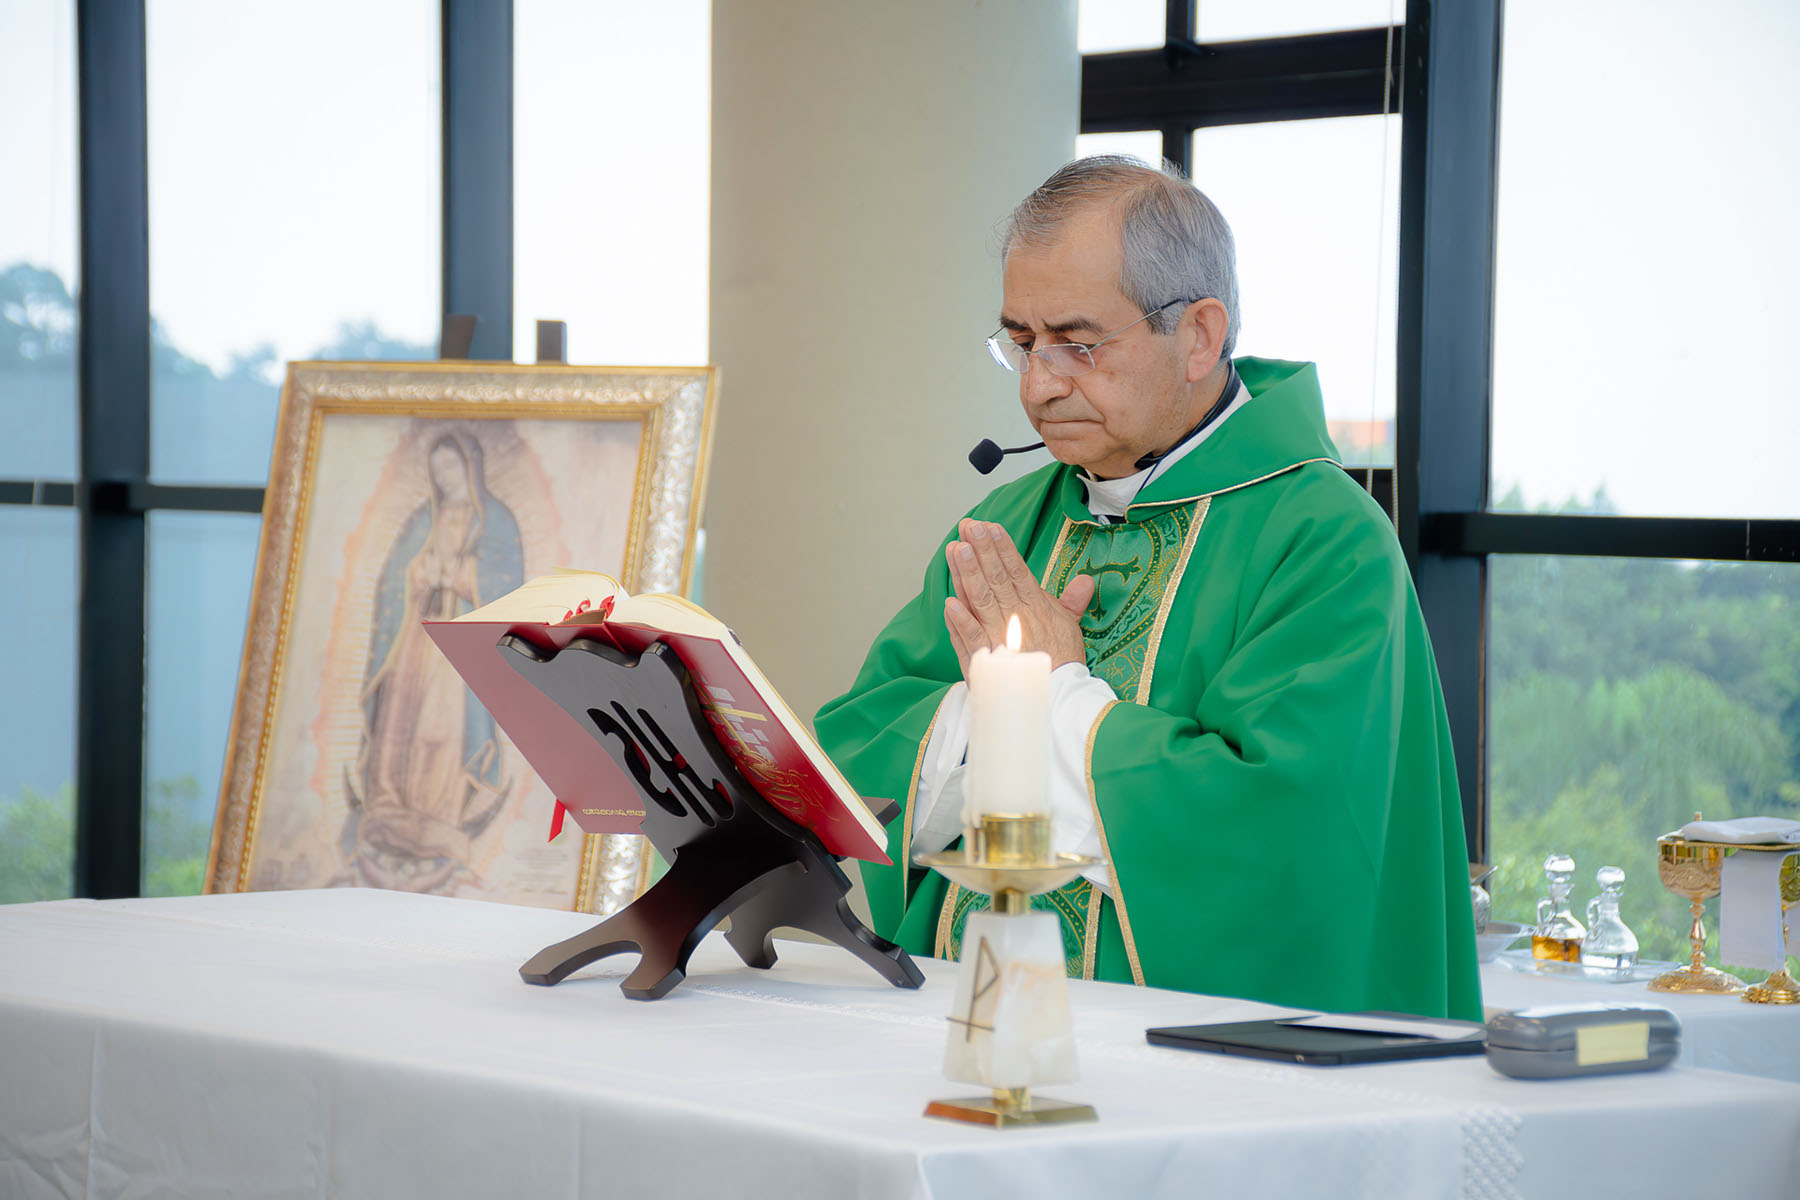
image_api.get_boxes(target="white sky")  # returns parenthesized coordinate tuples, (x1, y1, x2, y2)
(1081, 115, 1402, 439)
(1, 0, 78, 288)
(1489, 0, 1800, 519)
(1079, 0, 1402, 49)
(2, 0, 1794, 518)
(511, 0, 709, 368)
(143, 0, 441, 366)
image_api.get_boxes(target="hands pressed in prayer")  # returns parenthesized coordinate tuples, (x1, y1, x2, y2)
(943, 519, 1096, 678)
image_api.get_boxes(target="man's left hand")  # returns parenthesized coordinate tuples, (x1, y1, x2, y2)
(943, 519, 1096, 676)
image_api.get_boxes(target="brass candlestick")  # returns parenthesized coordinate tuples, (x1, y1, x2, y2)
(1648, 834, 1744, 995)
(1743, 852, 1800, 1006)
(915, 812, 1100, 1129)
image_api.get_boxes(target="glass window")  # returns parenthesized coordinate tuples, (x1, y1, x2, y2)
(144, 511, 261, 897)
(146, 0, 440, 486)
(1196, 0, 1400, 42)
(513, 0, 709, 368)
(1192, 115, 1400, 464)
(1080, 0, 1400, 53)
(0, 0, 79, 480)
(0, 508, 78, 903)
(1487, 556, 1800, 967)
(1075, 130, 1164, 165)
(1079, 1, 1165, 54)
(1491, 0, 1800, 518)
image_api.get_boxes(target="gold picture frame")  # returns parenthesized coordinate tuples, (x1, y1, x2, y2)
(205, 361, 717, 915)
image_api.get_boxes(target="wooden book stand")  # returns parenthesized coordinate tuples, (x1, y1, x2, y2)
(499, 635, 923, 1000)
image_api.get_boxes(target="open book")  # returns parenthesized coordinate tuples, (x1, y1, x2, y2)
(423, 569, 891, 864)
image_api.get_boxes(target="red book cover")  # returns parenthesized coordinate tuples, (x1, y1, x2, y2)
(424, 614, 892, 865)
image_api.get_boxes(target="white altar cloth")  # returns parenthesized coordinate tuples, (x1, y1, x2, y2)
(1, 889, 1796, 1200)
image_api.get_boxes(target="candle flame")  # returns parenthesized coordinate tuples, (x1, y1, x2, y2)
(1005, 614, 1022, 652)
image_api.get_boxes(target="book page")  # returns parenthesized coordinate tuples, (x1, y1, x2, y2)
(455, 568, 622, 624)
(613, 591, 732, 640)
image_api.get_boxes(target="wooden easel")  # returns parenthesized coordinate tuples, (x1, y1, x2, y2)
(500, 635, 922, 1001)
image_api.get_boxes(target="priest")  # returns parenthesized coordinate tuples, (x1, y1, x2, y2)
(814, 156, 1481, 1020)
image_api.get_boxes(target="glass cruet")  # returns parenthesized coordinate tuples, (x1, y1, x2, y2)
(1581, 865, 1639, 970)
(1533, 853, 1586, 962)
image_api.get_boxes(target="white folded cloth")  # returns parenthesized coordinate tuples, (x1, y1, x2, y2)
(1719, 851, 1799, 971)
(1680, 817, 1800, 844)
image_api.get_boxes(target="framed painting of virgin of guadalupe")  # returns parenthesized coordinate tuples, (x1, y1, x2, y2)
(205, 361, 717, 915)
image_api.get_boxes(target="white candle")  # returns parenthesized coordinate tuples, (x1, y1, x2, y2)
(964, 615, 1051, 824)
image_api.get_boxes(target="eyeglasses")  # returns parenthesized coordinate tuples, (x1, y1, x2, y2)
(984, 298, 1194, 378)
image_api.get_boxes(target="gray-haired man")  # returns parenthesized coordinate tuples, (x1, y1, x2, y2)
(817, 157, 1479, 1020)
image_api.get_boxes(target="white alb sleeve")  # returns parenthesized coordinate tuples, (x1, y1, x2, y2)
(1043, 663, 1119, 894)
(908, 683, 971, 858)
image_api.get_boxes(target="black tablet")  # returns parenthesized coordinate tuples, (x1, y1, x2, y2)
(1145, 1012, 1486, 1066)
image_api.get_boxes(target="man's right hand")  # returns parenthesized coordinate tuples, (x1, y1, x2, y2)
(942, 519, 1096, 679)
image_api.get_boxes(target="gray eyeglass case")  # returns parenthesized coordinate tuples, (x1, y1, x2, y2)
(1484, 1003, 1681, 1079)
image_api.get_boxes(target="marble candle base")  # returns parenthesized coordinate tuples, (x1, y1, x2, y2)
(942, 909, 1078, 1090)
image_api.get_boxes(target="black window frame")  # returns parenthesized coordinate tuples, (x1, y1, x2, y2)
(1081, 0, 1800, 863)
(0, 0, 512, 897)
(8, 0, 1797, 896)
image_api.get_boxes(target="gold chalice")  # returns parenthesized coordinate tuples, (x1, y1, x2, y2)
(1648, 835, 1745, 995)
(1742, 853, 1800, 1006)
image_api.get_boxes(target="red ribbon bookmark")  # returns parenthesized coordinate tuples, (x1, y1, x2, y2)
(548, 799, 570, 843)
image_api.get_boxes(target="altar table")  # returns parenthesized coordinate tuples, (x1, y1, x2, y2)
(2, 889, 1796, 1200)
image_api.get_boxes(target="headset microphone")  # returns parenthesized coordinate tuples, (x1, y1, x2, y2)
(968, 438, 1046, 475)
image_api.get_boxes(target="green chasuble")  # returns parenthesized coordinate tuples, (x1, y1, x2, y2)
(815, 358, 1482, 1021)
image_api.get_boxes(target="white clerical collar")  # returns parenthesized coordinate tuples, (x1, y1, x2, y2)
(1080, 381, 1251, 520)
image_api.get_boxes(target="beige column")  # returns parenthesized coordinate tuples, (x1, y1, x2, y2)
(708, 0, 1078, 726)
